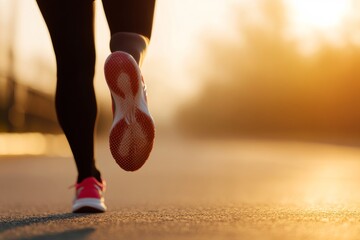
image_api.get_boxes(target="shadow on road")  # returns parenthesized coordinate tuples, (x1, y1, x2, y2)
(0, 212, 96, 235)
(15, 228, 95, 240)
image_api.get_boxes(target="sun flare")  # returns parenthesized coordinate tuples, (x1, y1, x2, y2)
(286, 0, 351, 30)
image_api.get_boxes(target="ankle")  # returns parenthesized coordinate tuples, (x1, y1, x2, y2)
(109, 32, 149, 65)
(77, 169, 102, 184)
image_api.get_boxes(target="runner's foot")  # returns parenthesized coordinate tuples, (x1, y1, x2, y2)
(72, 177, 107, 213)
(104, 51, 155, 171)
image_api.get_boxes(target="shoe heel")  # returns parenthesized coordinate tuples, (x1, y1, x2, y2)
(104, 51, 140, 98)
(109, 110, 154, 171)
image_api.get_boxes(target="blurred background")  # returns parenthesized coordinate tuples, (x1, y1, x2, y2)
(1, 0, 360, 156)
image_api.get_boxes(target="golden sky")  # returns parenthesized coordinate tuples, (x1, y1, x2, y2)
(0, 0, 356, 122)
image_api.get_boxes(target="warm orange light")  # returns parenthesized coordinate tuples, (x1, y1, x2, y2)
(287, 0, 351, 30)
(0, 133, 71, 156)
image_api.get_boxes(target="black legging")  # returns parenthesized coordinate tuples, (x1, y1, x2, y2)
(36, 0, 156, 182)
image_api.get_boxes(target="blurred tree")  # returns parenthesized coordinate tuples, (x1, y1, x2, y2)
(177, 0, 360, 144)
(3, 0, 18, 132)
(0, 0, 61, 133)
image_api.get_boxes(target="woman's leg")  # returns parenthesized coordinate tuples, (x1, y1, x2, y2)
(36, 0, 101, 183)
(102, 0, 156, 64)
(102, 0, 156, 171)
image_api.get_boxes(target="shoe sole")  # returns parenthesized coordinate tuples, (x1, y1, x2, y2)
(104, 51, 155, 171)
(72, 198, 106, 213)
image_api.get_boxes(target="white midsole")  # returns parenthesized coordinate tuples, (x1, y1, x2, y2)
(72, 198, 107, 212)
(110, 68, 152, 128)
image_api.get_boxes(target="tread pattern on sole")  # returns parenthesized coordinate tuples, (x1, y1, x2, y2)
(104, 51, 155, 171)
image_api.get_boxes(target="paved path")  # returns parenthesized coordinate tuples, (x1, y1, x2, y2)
(2, 134, 360, 239)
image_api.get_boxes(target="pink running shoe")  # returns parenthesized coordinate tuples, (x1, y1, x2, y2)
(104, 51, 155, 171)
(72, 177, 107, 213)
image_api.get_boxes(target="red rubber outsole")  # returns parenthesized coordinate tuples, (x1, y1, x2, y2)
(109, 110, 155, 171)
(104, 51, 155, 171)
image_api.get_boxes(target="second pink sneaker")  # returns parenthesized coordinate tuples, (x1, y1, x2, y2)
(72, 177, 107, 213)
(104, 51, 155, 171)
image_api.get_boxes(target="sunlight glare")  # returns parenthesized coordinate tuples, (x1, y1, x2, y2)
(287, 0, 351, 30)
(0, 133, 71, 156)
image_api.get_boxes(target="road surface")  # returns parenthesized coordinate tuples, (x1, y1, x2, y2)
(1, 133, 360, 239)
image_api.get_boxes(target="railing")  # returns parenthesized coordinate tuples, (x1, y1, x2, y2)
(0, 77, 60, 133)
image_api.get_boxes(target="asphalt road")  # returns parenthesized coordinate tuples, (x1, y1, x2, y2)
(2, 133, 360, 240)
